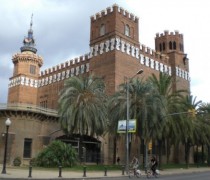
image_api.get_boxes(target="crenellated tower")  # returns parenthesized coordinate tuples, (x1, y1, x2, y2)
(8, 15, 43, 105)
(89, 4, 141, 95)
(155, 30, 189, 91)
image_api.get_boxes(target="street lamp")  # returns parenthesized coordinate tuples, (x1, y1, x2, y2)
(125, 69, 143, 173)
(1, 118, 11, 174)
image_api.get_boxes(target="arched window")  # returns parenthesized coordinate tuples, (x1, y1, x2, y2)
(125, 24, 130, 36)
(163, 42, 165, 50)
(159, 43, 162, 51)
(179, 43, 183, 51)
(173, 41, 176, 50)
(100, 24, 105, 36)
(169, 41, 172, 50)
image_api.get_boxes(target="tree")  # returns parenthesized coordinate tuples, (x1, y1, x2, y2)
(148, 72, 185, 165)
(197, 103, 210, 165)
(108, 77, 156, 166)
(179, 95, 202, 167)
(58, 75, 108, 159)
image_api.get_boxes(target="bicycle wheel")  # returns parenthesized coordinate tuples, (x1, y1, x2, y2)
(136, 169, 141, 178)
(146, 171, 152, 179)
(128, 170, 133, 178)
(154, 171, 160, 178)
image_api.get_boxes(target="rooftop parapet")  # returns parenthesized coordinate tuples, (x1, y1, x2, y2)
(91, 4, 138, 22)
(139, 43, 169, 62)
(40, 53, 90, 76)
(156, 30, 183, 39)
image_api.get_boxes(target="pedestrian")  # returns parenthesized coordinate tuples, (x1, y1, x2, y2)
(117, 156, 120, 165)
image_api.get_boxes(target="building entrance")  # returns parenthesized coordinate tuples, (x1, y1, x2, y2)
(57, 134, 101, 164)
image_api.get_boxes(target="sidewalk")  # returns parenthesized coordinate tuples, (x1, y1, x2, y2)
(0, 165, 209, 179)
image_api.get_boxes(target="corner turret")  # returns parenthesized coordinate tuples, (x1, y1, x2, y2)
(155, 30, 184, 54)
(8, 15, 43, 105)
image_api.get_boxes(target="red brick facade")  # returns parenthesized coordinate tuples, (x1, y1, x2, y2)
(1, 4, 190, 165)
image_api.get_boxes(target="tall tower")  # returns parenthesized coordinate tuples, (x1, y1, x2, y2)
(8, 15, 43, 105)
(155, 30, 190, 91)
(89, 4, 141, 95)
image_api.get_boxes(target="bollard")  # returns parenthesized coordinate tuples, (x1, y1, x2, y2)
(122, 165, 125, 175)
(104, 166, 107, 176)
(83, 166, 87, 177)
(28, 165, 32, 178)
(58, 164, 62, 177)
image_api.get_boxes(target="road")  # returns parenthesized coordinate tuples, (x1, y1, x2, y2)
(111, 171, 210, 180)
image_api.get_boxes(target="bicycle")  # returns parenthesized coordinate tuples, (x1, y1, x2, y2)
(128, 156, 141, 178)
(128, 165, 141, 178)
(145, 162, 160, 178)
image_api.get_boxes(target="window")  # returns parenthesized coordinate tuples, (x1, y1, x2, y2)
(125, 24, 130, 36)
(180, 43, 183, 51)
(30, 65, 36, 75)
(163, 42, 165, 50)
(23, 138, 32, 158)
(159, 43, 162, 51)
(169, 41, 172, 50)
(100, 24, 105, 36)
(173, 41, 176, 50)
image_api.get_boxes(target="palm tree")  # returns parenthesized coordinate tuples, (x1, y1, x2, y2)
(179, 95, 202, 168)
(108, 77, 156, 166)
(197, 103, 210, 165)
(58, 75, 108, 160)
(148, 72, 185, 165)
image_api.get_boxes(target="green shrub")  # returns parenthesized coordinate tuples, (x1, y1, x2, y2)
(13, 157, 21, 166)
(35, 140, 78, 167)
(194, 151, 207, 164)
(207, 156, 210, 166)
(29, 157, 37, 166)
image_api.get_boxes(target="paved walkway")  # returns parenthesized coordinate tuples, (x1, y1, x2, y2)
(0, 165, 209, 179)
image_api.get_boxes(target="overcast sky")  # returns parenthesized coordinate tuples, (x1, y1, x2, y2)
(0, 0, 210, 103)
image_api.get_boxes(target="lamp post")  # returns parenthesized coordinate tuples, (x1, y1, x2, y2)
(125, 69, 143, 173)
(1, 118, 11, 174)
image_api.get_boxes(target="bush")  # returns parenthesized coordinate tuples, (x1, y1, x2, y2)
(207, 156, 210, 166)
(35, 140, 78, 167)
(13, 157, 21, 166)
(29, 158, 37, 166)
(194, 151, 207, 164)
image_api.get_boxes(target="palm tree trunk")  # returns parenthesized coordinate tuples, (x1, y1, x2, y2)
(113, 136, 117, 164)
(201, 144, 204, 164)
(174, 142, 180, 163)
(166, 138, 170, 164)
(79, 135, 83, 164)
(185, 140, 190, 169)
(158, 140, 162, 169)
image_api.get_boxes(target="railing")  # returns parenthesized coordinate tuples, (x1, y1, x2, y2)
(0, 103, 58, 117)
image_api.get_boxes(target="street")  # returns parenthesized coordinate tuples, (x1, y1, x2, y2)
(109, 171, 210, 180)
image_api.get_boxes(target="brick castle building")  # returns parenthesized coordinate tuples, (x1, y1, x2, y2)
(0, 4, 189, 165)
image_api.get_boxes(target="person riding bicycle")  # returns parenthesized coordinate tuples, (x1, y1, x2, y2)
(131, 156, 139, 170)
(150, 156, 158, 175)
(128, 156, 141, 177)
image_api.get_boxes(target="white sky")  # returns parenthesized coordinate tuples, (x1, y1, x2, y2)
(0, 0, 210, 103)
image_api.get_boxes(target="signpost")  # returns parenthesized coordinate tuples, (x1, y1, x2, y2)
(117, 119, 136, 133)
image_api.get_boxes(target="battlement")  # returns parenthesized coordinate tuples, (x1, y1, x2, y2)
(156, 30, 183, 39)
(40, 53, 89, 76)
(91, 4, 138, 23)
(12, 52, 43, 67)
(12, 52, 43, 60)
(138, 43, 169, 62)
